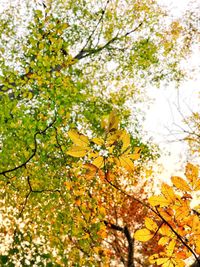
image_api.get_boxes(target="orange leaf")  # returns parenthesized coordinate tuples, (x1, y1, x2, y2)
(161, 183, 177, 202)
(185, 163, 199, 186)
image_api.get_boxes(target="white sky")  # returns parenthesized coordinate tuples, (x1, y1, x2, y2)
(143, 0, 200, 181)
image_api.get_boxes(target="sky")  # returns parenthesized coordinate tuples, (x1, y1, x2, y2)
(143, 0, 200, 181)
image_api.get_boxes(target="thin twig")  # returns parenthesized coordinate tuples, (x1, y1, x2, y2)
(0, 117, 56, 175)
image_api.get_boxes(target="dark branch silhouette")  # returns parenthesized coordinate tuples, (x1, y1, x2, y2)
(0, 117, 56, 175)
(104, 221, 135, 267)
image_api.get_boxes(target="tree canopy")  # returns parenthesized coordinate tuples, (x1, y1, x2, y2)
(0, 0, 199, 266)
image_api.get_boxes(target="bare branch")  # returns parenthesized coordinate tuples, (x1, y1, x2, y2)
(74, 22, 143, 60)
(80, 0, 111, 52)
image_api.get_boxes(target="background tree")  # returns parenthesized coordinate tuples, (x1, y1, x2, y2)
(0, 0, 198, 266)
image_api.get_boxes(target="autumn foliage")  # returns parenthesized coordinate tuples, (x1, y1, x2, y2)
(66, 112, 200, 266)
(0, 0, 199, 266)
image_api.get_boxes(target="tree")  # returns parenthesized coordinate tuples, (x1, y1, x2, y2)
(0, 0, 198, 266)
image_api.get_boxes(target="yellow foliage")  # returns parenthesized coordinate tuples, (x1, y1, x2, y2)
(144, 217, 157, 232)
(68, 129, 89, 147)
(92, 156, 104, 168)
(171, 176, 191, 192)
(66, 146, 89, 157)
(134, 228, 153, 241)
(149, 195, 171, 207)
(161, 183, 177, 202)
(185, 163, 200, 191)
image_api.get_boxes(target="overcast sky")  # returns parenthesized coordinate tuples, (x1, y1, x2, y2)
(143, 0, 200, 181)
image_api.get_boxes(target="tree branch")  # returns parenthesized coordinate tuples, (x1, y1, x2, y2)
(80, 0, 110, 52)
(0, 117, 56, 175)
(74, 22, 143, 60)
(104, 221, 135, 267)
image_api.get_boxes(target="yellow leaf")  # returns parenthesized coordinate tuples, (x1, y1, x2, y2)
(120, 131, 130, 152)
(129, 153, 140, 160)
(88, 151, 99, 159)
(108, 111, 119, 131)
(108, 145, 114, 153)
(134, 228, 153, 241)
(158, 236, 170, 246)
(159, 210, 174, 221)
(107, 130, 122, 145)
(156, 258, 169, 265)
(195, 239, 200, 254)
(83, 233, 90, 239)
(159, 224, 173, 237)
(149, 254, 159, 264)
(134, 147, 141, 154)
(193, 179, 200, 191)
(145, 217, 157, 232)
(185, 163, 199, 185)
(92, 137, 104, 146)
(92, 156, 104, 168)
(174, 199, 190, 220)
(82, 163, 98, 179)
(64, 181, 72, 190)
(128, 147, 141, 160)
(67, 146, 88, 157)
(161, 183, 177, 202)
(99, 207, 106, 216)
(166, 239, 176, 256)
(149, 195, 171, 207)
(68, 130, 89, 147)
(118, 156, 135, 171)
(171, 176, 191, 192)
(184, 163, 200, 191)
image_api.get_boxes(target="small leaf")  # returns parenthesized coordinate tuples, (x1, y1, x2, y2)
(161, 183, 176, 202)
(118, 156, 135, 171)
(68, 130, 89, 147)
(129, 153, 140, 160)
(134, 228, 153, 241)
(166, 240, 176, 256)
(149, 195, 170, 207)
(158, 236, 170, 246)
(67, 146, 88, 157)
(92, 156, 104, 168)
(185, 163, 199, 184)
(92, 137, 104, 145)
(120, 131, 130, 152)
(145, 217, 157, 232)
(171, 176, 191, 192)
(108, 111, 119, 131)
